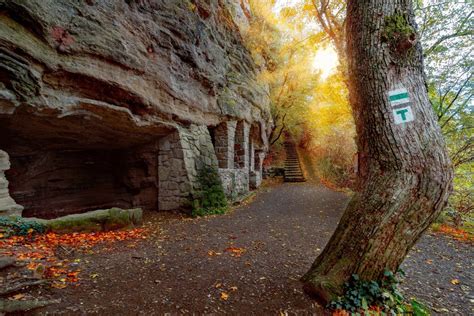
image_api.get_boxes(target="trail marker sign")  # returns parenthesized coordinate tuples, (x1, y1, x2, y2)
(392, 106, 414, 124)
(388, 87, 415, 125)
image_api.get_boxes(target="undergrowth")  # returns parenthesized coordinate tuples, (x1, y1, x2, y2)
(329, 270, 430, 315)
(0, 217, 46, 237)
(192, 166, 228, 217)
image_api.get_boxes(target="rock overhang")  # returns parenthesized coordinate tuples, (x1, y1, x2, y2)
(0, 0, 271, 218)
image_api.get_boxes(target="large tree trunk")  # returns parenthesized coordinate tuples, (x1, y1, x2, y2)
(302, 0, 453, 304)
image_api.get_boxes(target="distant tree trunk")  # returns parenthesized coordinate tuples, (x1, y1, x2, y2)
(302, 0, 453, 304)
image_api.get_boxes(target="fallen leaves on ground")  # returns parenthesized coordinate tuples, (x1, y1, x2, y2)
(220, 291, 229, 301)
(0, 229, 147, 288)
(451, 279, 460, 285)
(207, 250, 222, 257)
(332, 305, 383, 316)
(432, 225, 473, 242)
(224, 246, 246, 257)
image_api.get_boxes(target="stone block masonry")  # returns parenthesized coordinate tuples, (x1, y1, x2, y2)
(159, 125, 219, 211)
(159, 120, 267, 211)
(214, 121, 237, 169)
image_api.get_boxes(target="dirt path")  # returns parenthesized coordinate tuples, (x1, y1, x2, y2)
(22, 181, 472, 315)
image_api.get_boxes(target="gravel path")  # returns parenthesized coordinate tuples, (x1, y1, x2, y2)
(26, 181, 472, 315)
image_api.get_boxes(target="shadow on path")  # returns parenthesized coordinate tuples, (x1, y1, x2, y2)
(36, 180, 472, 315)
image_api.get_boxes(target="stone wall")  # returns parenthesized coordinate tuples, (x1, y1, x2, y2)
(213, 121, 237, 169)
(235, 121, 250, 169)
(0, 150, 22, 216)
(158, 131, 190, 211)
(250, 151, 266, 189)
(211, 119, 261, 200)
(219, 169, 250, 200)
(158, 125, 219, 211)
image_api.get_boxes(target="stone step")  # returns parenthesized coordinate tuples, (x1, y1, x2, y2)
(283, 139, 306, 183)
(284, 177, 306, 182)
(285, 173, 304, 177)
(284, 170, 304, 175)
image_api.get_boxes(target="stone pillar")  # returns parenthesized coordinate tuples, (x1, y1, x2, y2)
(234, 121, 250, 169)
(158, 131, 190, 211)
(250, 150, 265, 189)
(249, 141, 255, 172)
(214, 121, 236, 169)
(0, 150, 23, 217)
(158, 125, 219, 212)
(257, 151, 266, 174)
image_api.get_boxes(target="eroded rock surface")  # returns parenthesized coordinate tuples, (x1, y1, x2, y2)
(0, 150, 22, 216)
(0, 0, 271, 218)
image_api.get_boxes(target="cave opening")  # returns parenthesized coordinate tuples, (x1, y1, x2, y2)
(0, 111, 169, 219)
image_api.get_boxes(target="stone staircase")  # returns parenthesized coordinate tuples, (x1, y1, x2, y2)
(284, 140, 306, 182)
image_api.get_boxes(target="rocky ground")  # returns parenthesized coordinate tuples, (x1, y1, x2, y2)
(3, 178, 471, 315)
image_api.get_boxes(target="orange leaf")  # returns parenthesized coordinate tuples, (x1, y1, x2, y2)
(220, 292, 229, 301)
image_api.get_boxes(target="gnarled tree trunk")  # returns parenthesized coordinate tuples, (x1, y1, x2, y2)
(302, 0, 453, 303)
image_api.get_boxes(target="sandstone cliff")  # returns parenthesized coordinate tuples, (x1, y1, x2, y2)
(0, 0, 271, 218)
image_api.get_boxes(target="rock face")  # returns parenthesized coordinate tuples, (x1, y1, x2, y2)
(0, 150, 23, 216)
(0, 0, 271, 218)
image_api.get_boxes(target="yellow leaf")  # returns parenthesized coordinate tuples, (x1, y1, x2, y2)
(51, 282, 67, 289)
(451, 279, 460, 285)
(90, 273, 99, 279)
(220, 292, 229, 301)
(215, 283, 222, 288)
(12, 293, 25, 300)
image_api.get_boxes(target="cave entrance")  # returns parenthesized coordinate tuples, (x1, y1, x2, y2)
(0, 111, 171, 219)
(6, 147, 158, 219)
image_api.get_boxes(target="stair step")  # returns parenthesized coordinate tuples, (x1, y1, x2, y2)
(283, 138, 306, 182)
(284, 178, 306, 182)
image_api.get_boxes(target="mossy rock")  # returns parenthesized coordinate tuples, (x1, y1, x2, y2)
(22, 208, 143, 234)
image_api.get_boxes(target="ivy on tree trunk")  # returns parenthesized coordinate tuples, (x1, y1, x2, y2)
(301, 0, 453, 304)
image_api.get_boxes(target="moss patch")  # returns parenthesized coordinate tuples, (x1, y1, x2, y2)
(382, 12, 416, 55)
(1, 208, 143, 235)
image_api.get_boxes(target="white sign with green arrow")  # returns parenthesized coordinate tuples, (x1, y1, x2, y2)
(388, 87, 415, 125)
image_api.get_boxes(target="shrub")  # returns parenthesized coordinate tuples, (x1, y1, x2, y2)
(0, 216, 46, 237)
(329, 270, 430, 315)
(192, 166, 228, 217)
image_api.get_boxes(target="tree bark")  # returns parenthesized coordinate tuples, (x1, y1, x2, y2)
(302, 0, 453, 304)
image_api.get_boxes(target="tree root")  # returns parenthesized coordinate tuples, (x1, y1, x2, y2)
(0, 280, 47, 296)
(0, 299, 59, 313)
(0, 257, 15, 270)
